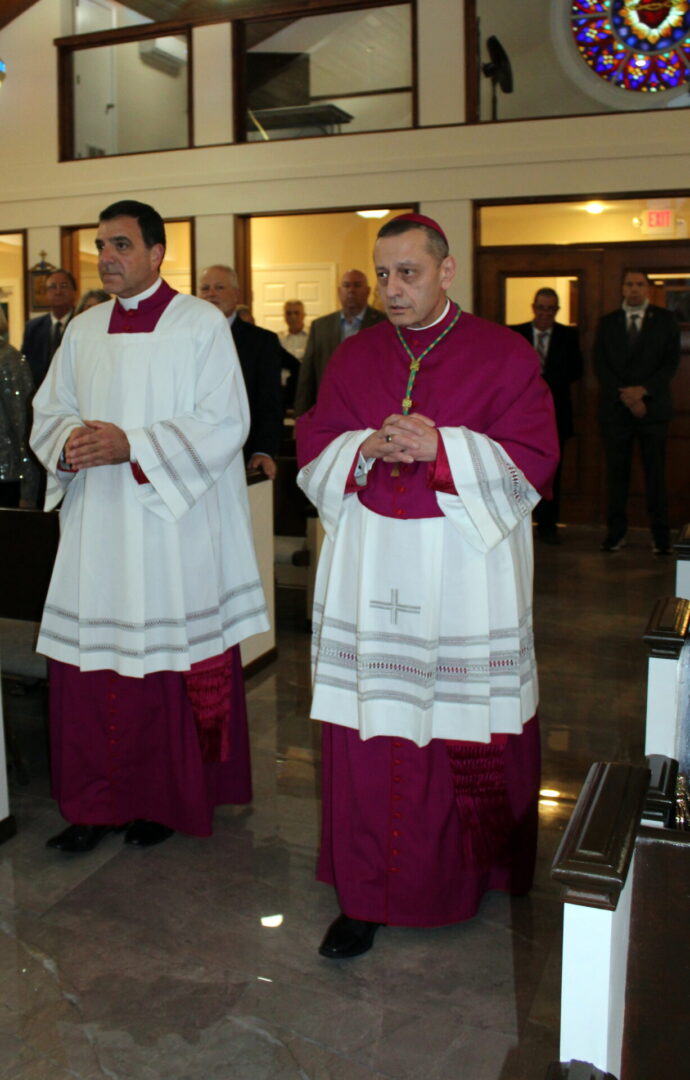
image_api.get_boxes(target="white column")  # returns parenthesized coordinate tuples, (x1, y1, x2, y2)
(195, 216, 236, 280)
(192, 23, 233, 147)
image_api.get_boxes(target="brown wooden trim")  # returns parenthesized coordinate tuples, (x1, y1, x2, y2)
(233, 16, 246, 145)
(185, 26, 194, 153)
(643, 596, 690, 659)
(551, 761, 650, 910)
(674, 522, 690, 561)
(234, 216, 252, 306)
(239, 201, 417, 221)
(464, 0, 478, 124)
(57, 43, 73, 162)
(242, 646, 277, 680)
(0, 816, 17, 846)
(410, 0, 418, 130)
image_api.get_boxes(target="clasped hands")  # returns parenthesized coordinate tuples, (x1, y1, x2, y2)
(618, 385, 647, 419)
(360, 413, 438, 465)
(64, 421, 131, 471)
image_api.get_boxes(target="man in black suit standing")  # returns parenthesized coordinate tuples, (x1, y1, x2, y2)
(293, 270, 386, 416)
(200, 265, 285, 479)
(594, 270, 680, 555)
(511, 288, 582, 544)
(21, 269, 77, 390)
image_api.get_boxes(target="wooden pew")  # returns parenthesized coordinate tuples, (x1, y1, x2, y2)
(551, 758, 690, 1079)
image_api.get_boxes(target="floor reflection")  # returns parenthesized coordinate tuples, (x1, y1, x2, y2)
(0, 525, 676, 1079)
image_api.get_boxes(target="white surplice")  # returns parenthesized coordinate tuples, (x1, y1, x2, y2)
(297, 426, 540, 747)
(31, 293, 268, 677)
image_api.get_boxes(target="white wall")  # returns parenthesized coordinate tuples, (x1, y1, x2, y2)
(0, 0, 689, 312)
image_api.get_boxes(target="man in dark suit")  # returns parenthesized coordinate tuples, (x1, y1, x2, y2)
(21, 268, 77, 390)
(294, 270, 386, 416)
(200, 265, 285, 479)
(594, 270, 680, 555)
(511, 288, 582, 544)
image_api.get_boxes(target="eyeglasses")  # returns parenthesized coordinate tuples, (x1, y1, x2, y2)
(534, 304, 558, 313)
(46, 282, 73, 292)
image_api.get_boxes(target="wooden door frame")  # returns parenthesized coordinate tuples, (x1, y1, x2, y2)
(476, 240, 689, 528)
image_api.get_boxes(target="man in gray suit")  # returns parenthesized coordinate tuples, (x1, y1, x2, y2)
(294, 270, 385, 416)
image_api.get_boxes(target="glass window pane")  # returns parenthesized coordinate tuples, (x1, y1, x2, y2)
(243, 5, 412, 142)
(475, 0, 690, 122)
(73, 36, 189, 158)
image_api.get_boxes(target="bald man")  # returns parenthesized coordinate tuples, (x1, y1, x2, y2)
(200, 265, 285, 479)
(293, 270, 386, 416)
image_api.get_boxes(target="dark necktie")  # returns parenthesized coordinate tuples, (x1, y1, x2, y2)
(537, 332, 548, 370)
(51, 319, 63, 357)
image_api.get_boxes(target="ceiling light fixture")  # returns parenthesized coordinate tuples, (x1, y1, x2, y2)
(357, 209, 390, 219)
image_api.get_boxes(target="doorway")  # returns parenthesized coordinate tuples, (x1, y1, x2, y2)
(61, 220, 194, 301)
(477, 243, 690, 528)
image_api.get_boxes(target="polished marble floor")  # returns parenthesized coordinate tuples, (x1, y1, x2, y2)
(0, 526, 677, 1080)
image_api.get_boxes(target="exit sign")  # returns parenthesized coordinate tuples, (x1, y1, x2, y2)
(641, 209, 676, 236)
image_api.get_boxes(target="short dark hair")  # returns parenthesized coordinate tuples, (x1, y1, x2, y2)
(46, 267, 77, 291)
(623, 269, 650, 284)
(377, 219, 449, 262)
(533, 287, 559, 305)
(99, 200, 166, 249)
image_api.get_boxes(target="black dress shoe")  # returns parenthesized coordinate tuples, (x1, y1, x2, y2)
(124, 820, 175, 847)
(318, 914, 382, 959)
(46, 824, 121, 853)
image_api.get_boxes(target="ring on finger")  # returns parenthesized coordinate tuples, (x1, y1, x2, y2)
(385, 434, 393, 443)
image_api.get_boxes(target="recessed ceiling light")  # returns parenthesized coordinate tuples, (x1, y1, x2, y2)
(357, 209, 390, 219)
(584, 201, 605, 215)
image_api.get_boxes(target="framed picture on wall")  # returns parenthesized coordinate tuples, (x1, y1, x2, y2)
(28, 259, 57, 311)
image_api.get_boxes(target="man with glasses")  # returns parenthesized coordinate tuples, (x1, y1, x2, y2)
(22, 269, 77, 390)
(511, 288, 582, 545)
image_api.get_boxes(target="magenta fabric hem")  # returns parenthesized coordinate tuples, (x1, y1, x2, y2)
(49, 645, 251, 837)
(317, 717, 540, 927)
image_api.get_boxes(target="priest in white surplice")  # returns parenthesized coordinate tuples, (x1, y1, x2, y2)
(297, 214, 560, 958)
(31, 200, 268, 853)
